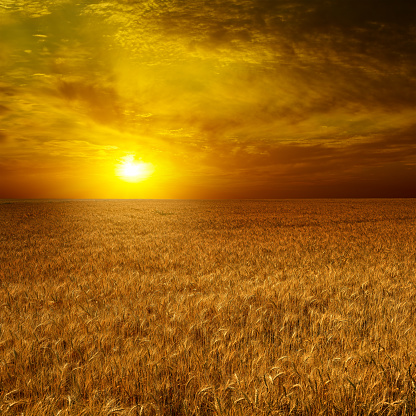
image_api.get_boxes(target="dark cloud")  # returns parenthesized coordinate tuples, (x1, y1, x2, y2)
(298, 0, 416, 31)
(57, 80, 122, 125)
(130, 0, 416, 126)
(151, 0, 416, 59)
(0, 86, 15, 96)
(192, 122, 416, 194)
(0, 105, 10, 114)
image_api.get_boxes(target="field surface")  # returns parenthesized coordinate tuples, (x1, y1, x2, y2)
(1, 199, 416, 415)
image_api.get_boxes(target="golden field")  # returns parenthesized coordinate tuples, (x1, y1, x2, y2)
(0, 199, 415, 415)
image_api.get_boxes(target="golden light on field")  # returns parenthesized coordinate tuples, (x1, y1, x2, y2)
(1, 199, 416, 414)
(115, 155, 155, 183)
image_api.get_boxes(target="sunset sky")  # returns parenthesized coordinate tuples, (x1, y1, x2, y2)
(1, 0, 415, 199)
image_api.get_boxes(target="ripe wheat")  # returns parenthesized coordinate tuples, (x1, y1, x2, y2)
(0, 199, 415, 415)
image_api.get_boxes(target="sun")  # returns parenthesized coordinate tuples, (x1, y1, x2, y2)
(115, 155, 154, 183)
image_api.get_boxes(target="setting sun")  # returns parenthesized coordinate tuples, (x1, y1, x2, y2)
(0, 0, 415, 200)
(115, 155, 155, 183)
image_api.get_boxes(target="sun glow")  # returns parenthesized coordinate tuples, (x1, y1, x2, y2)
(116, 155, 155, 183)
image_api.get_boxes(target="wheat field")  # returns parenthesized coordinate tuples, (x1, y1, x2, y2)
(0, 199, 415, 415)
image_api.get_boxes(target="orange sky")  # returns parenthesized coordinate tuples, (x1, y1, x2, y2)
(0, 0, 415, 199)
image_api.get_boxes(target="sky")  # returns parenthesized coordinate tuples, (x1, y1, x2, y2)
(0, 0, 415, 199)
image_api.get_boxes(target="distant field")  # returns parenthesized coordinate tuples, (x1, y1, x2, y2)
(0, 199, 415, 415)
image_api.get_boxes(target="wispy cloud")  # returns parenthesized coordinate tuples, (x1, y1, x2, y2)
(0, 0, 415, 197)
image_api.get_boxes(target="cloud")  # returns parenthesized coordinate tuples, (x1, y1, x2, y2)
(0, 104, 10, 114)
(56, 80, 123, 126)
(0, 0, 415, 197)
(178, 121, 416, 196)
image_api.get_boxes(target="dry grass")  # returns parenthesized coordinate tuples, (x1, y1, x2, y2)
(0, 199, 415, 415)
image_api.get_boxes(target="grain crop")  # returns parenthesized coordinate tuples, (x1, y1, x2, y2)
(0, 199, 415, 415)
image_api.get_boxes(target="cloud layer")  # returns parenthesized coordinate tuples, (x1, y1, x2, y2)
(0, 0, 415, 198)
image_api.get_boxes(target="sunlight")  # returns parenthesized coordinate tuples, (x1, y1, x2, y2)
(115, 155, 154, 183)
